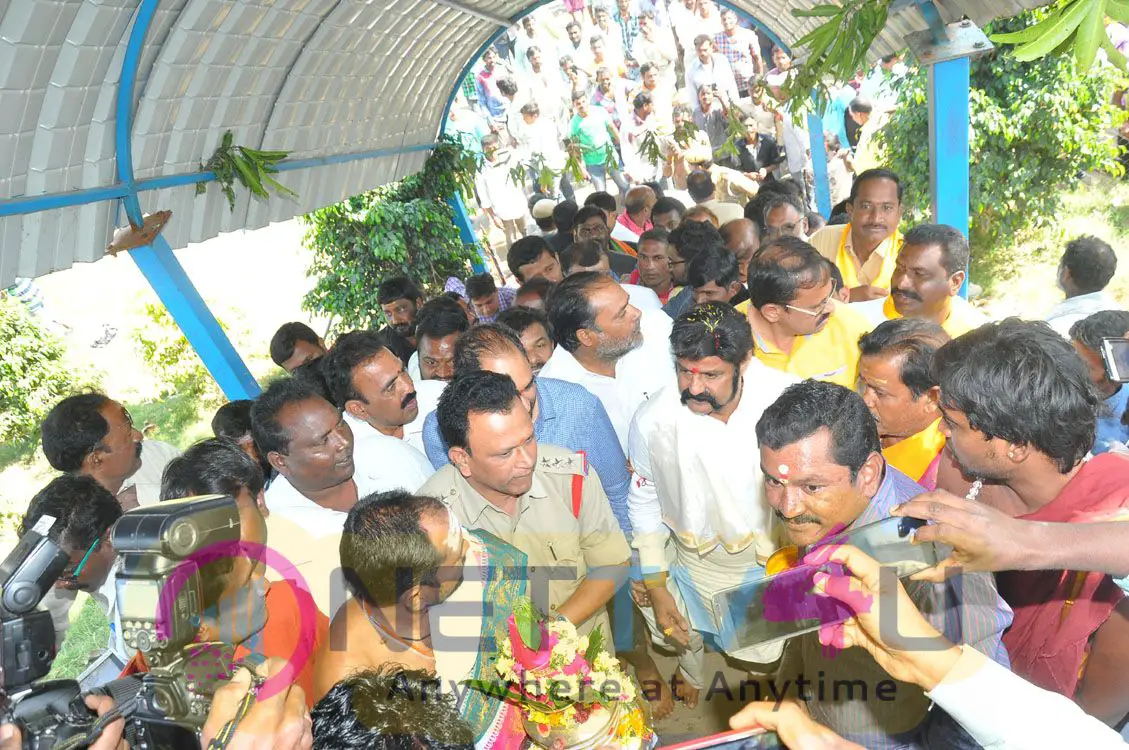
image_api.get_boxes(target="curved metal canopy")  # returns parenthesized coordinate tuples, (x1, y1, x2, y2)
(0, 0, 1045, 287)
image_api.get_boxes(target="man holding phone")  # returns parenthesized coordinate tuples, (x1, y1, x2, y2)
(1069, 310, 1129, 453)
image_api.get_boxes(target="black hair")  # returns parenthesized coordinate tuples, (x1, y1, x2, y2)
(321, 331, 390, 410)
(748, 237, 830, 308)
(520, 100, 539, 117)
(340, 491, 447, 607)
(415, 298, 471, 344)
(507, 236, 555, 282)
(686, 171, 716, 202)
(312, 667, 475, 750)
(651, 196, 686, 221)
(377, 277, 423, 307)
(858, 318, 951, 398)
(373, 328, 416, 367)
(692, 33, 712, 49)
(553, 200, 580, 234)
(20, 474, 122, 553)
(1061, 235, 1117, 294)
(453, 323, 526, 376)
(436, 371, 521, 450)
(291, 358, 333, 403)
(211, 400, 254, 441)
(496, 77, 518, 97)
(161, 437, 265, 502)
(824, 258, 845, 294)
(496, 306, 553, 340)
(807, 211, 827, 234)
(753, 191, 805, 235)
(668, 219, 723, 263)
(687, 246, 740, 290)
(546, 271, 607, 352)
(464, 273, 498, 301)
(515, 277, 556, 306)
(269, 322, 321, 368)
(755, 380, 881, 480)
(671, 302, 753, 367)
(933, 318, 1099, 473)
(251, 377, 321, 457)
(638, 227, 670, 245)
(560, 240, 608, 273)
(574, 204, 610, 228)
(1069, 309, 1129, 353)
(632, 90, 653, 112)
(849, 168, 904, 203)
(902, 223, 970, 276)
(40, 393, 112, 472)
(639, 61, 657, 76)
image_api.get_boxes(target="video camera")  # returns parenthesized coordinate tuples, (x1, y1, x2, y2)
(1, 495, 241, 749)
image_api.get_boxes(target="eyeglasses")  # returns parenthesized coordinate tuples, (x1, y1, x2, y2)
(784, 293, 834, 317)
(59, 538, 101, 585)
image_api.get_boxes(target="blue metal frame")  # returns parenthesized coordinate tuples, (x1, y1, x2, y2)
(117, 0, 260, 399)
(927, 56, 972, 298)
(449, 195, 489, 274)
(808, 113, 832, 217)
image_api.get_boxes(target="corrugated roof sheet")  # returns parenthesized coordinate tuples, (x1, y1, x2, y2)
(0, 0, 1049, 286)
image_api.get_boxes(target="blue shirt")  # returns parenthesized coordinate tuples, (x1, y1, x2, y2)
(1093, 385, 1129, 454)
(422, 377, 632, 537)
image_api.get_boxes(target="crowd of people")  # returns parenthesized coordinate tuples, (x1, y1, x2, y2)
(6, 3, 1129, 750)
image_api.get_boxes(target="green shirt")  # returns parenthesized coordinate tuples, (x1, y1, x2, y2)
(569, 110, 614, 166)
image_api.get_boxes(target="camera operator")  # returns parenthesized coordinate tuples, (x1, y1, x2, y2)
(0, 658, 313, 750)
(157, 438, 328, 703)
(19, 474, 130, 661)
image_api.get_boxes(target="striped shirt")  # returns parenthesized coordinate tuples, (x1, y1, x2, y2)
(776, 464, 1013, 750)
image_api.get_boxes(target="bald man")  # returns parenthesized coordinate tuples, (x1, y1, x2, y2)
(612, 185, 657, 243)
(720, 218, 759, 285)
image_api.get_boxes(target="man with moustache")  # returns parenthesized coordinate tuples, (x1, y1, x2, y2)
(857, 319, 951, 489)
(378, 277, 425, 347)
(496, 307, 556, 374)
(745, 237, 872, 389)
(420, 371, 631, 639)
(321, 330, 440, 479)
(720, 218, 758, 287)
(809, 168, 905, 302)
(853, 224, 986, 337)
(756, 380, 1012, 749)
(629, 303, 798, 709)
(635, 228, 680, 304)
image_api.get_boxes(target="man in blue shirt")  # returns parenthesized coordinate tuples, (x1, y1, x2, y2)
(1069, 309, 1129, 453)
(422, 323, 631, 539)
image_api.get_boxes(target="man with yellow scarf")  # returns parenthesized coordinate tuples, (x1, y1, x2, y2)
(810, 168, 904, 302)
(857, 318, 950, 489)
(854, 223, 988, 338)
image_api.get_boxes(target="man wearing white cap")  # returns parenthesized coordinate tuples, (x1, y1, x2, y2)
(530, 198, 557, 236)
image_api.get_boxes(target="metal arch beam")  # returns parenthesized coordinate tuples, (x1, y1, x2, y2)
(115, 0, 260, 400)
(428, 0, 510, 27)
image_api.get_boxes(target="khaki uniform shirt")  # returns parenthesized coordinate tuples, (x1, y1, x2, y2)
(419, 444, 631, 639)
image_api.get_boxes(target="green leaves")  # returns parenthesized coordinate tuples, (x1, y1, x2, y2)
(990, 0, 1129, 71)
(301, 138, 480, 332)
(514, 598, 543, 651)
(196, 131, 296, 211)
(584, 626, 604, 665)
(784, 0, 892, 115)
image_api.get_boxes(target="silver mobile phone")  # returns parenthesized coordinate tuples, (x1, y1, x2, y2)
(1100, 337, 1129, 383)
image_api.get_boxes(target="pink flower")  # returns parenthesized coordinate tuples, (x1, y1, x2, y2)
(508, 616, 554, 671)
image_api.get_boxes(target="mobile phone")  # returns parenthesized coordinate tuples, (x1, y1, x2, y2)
(660, 727, 782, 749)
(1100, 337, 1129, 383)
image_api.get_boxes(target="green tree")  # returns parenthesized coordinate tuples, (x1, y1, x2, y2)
(0, 294, 93, 450)
(876, 10, 1125, 286)
(302, 140, 481, 331)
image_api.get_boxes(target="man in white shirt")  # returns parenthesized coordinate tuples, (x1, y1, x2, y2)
(513, 15, 556, 76)
(541, 271, 675, 451)
(619, 96, 661, 186)
(253, 377, 423, 539)
(321, 330, 444, 463)
(684, 34, 739, 103)
(475, 133, 529, 248)
(629, 302, 798, 707)
(686, 169, 744, 225)
(1045, 235, 1120, 338)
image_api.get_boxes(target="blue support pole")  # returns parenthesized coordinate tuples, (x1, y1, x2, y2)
(808, 112, 832, 218)
(116, 0, 259, 400)
(927, 56, 972, 298)
(449, 194, 488, 274)
(131, 235, 261, 399)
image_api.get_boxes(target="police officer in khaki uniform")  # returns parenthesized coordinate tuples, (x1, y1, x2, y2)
(422, 370, 631, 641)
